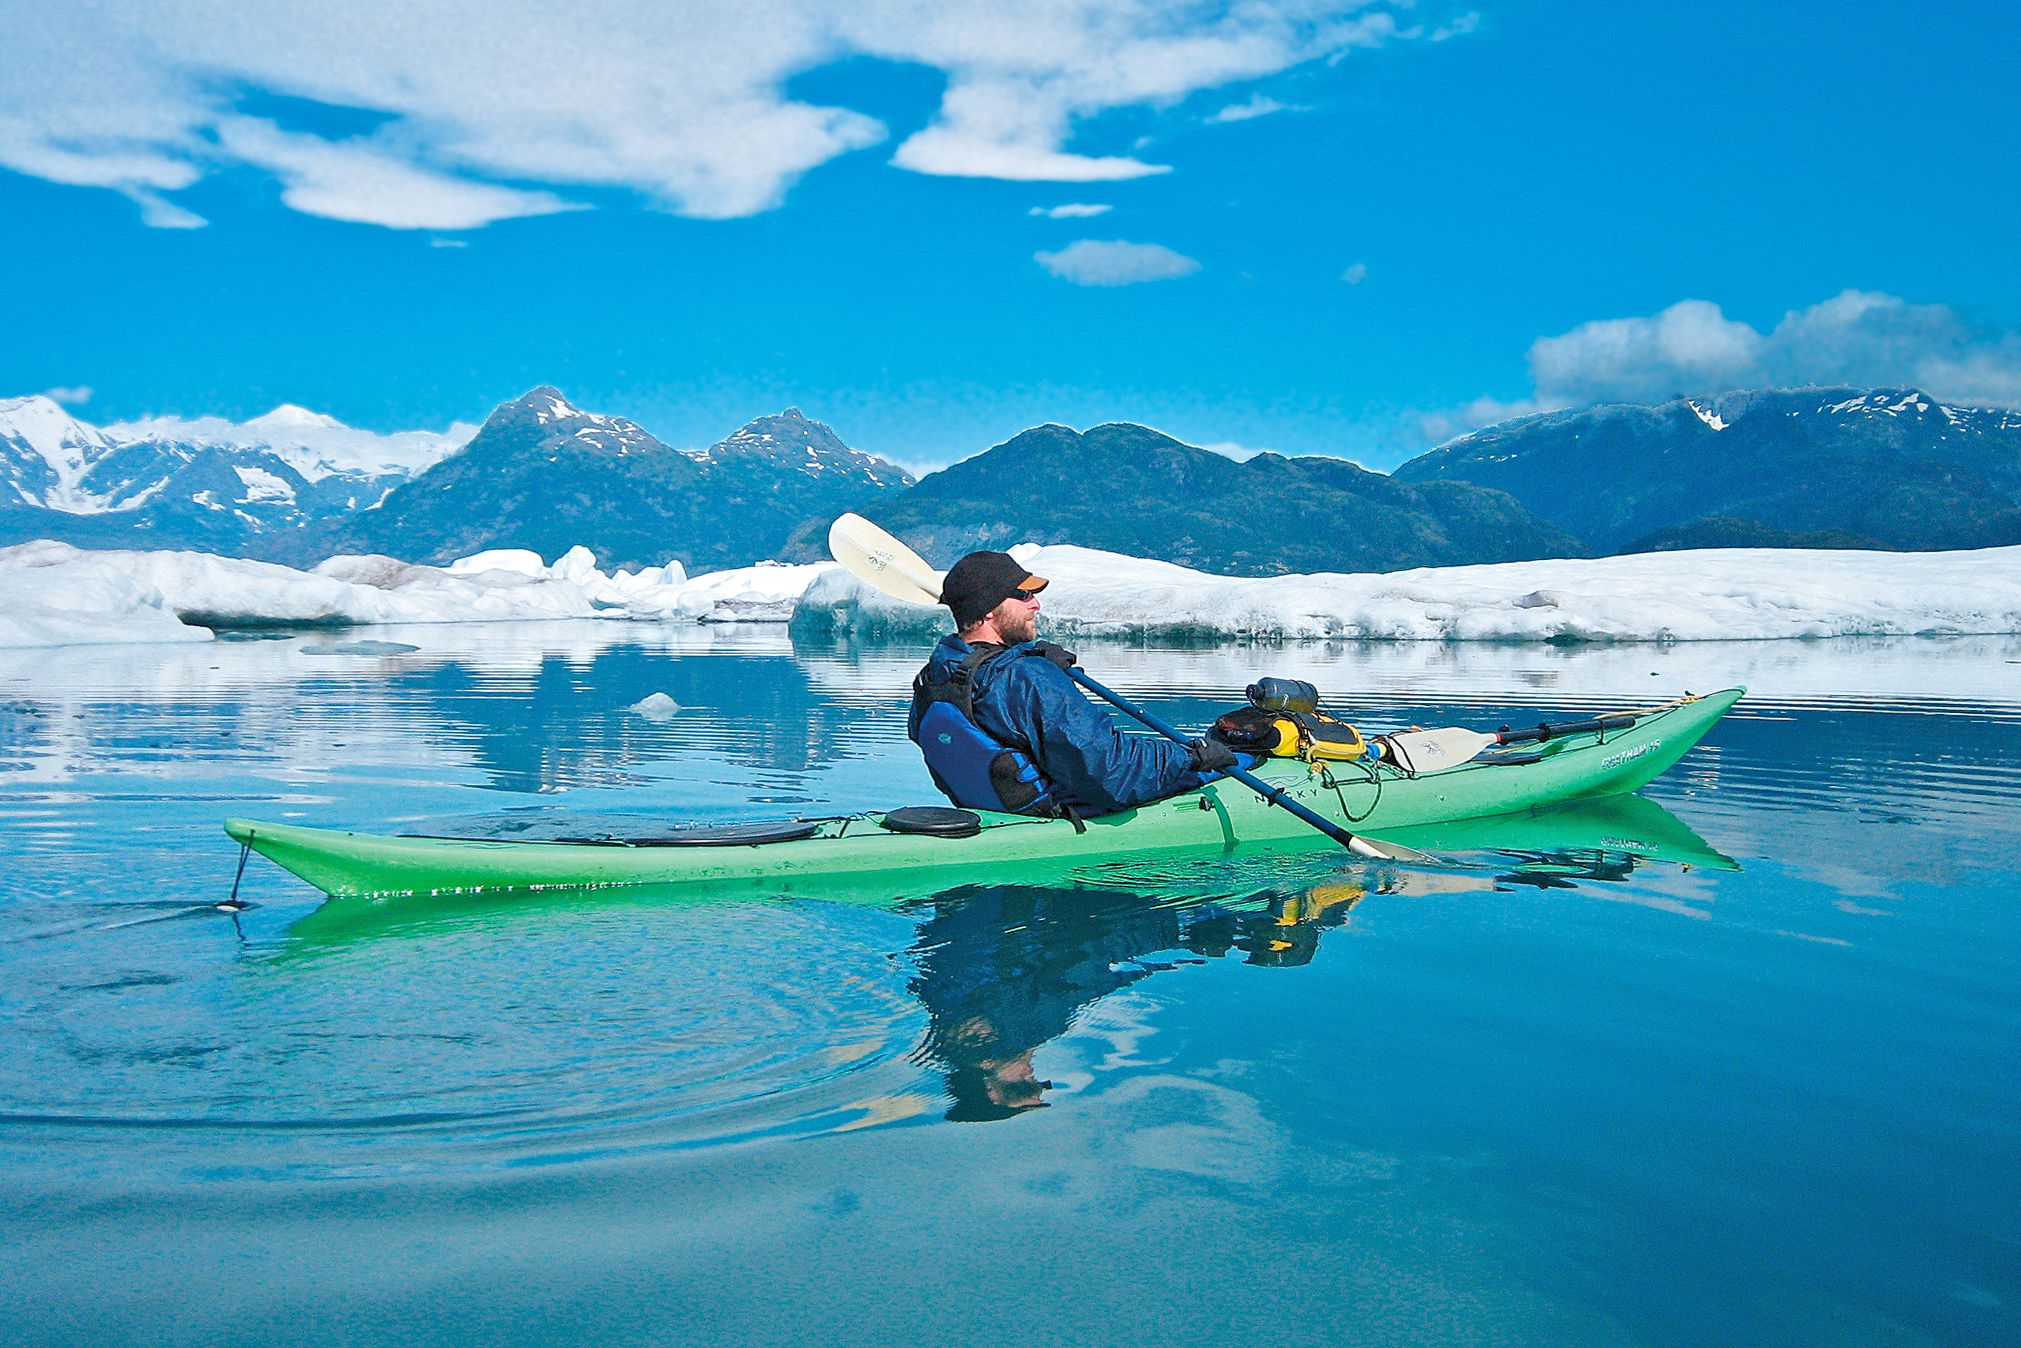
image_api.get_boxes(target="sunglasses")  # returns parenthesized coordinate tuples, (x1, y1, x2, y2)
(1013, 588, 1043, 602)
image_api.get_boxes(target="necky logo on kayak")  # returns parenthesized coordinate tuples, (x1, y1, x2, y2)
(1600, 740, 1659, 771)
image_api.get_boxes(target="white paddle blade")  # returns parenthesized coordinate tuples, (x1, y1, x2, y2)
(1347, 835, 1441, 864)
(827, 513, 944, 607)
(1379, 726, 1499, 774)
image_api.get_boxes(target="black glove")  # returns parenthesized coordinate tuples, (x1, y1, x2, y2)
(1029, 641, 1078, 669)
(1190, 736, 1239, 773)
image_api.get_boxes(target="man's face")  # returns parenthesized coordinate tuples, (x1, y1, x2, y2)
(991, 589, 1041, 643)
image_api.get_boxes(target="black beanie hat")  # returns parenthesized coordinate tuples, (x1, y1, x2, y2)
(939, 550, 1049, 629)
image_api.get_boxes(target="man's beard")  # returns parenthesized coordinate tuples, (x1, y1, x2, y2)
(998, 603, 1038, 644)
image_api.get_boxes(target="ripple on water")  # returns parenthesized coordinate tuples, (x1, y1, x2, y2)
(0, 897, 936, 1179)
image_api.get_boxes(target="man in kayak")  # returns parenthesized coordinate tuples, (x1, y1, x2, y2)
(907, 550, 1239, 820)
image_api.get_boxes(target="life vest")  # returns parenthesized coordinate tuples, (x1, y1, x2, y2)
(909, 644, 1075, 818)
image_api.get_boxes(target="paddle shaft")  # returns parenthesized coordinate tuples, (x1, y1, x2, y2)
(1067, 668, 1380, 855)
(1496, 713, 1638, 746)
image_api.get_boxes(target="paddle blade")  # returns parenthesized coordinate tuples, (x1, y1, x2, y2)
(1347, 835, 1441, 864)
(827, 513, 944, 607)
(1379, 726, 1499, 774)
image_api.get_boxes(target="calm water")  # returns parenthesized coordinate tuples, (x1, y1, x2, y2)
(2, 627, 2017, 1347)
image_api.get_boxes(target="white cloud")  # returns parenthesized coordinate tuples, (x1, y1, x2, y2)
(1531, 291, 2021, 407)
(0, 2, 1417, 229)
(41, 386, 93, 406)
(129, 190, 207, 229)
(1427, 290, 2021, 441)
(1029, 202, 1113, 218)
(1340, 261, 1367, 284)
(1206, 94, 1302, 124)
(1036, 239, 1201, 286)
(1527, 298, 1762, 405)
(213, 117, 581, 229)
(1428, 12, 1482, 41)
(1418, 395, 1554, 445)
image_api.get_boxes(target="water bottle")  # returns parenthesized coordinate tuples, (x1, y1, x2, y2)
(1246, 677, 1320, 714)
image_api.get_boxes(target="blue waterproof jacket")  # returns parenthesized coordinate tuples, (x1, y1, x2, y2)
(907, 634, 1203, 816)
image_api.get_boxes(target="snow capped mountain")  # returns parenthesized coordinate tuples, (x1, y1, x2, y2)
(2, 386, 919, 570)
(0, 394, 475, 559)
(0, 395, 120, 510)
(688, 407, 914, 489)
(0, 394, 472, 522)
(473, 385, 668, 460)
(327, 389, 917, 571)
(98, 404, 473, 480)
(1397, 386, 2021, 552)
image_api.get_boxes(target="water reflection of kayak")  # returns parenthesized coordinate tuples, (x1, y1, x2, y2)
(278, 790, 1733, 960)
(229, 688, 1742, 902)
(1375, 792, 1740, 872)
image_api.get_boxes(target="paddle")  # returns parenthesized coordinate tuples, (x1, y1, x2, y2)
(828, 512, 944, 606)
(1378, 712, 1646, 773)
(824, 514, 1428, 862)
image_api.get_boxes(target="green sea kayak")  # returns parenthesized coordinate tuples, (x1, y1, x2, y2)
(224, 687, 1743, 900)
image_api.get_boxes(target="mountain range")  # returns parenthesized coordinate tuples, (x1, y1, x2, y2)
(312, 389, 914, 571)
(6, 383, 2019, 577)
(0, 396, 464, 556)
(806, 421, 1579, 574)
(0, 390, 914, 571)
(1393, 387, 2021, 553)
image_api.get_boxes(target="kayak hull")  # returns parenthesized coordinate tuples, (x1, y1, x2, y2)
(224, 688, 1743, 900)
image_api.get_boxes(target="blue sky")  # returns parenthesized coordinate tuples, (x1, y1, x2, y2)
(4, 0, 2018, 471)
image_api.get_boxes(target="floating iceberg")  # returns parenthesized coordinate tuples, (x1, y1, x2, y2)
(0, 544, 212, 649)
(665, 561, 838, 623)
(795, 542, 2021, 642)
(0, 540, 827, 649)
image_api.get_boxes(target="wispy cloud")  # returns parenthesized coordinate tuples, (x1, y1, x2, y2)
(214, 117, 581, 230)
(1206, 94, 1304, 124)
(1036, 239, 1201, 286)
(1425, 290, 2021, 442)
(1029, 203, 1113, 219)
(1340, 261, 1368, 284)
(1428, 12, 1482, 41)
(1418, 396, 1553, 445)
(0, 2, 1419, 229)
(131, 192, 207, 229)
(42, 385, 93, 406)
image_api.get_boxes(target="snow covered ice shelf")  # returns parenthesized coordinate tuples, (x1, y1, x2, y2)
(798, 542, 2021, 642)
(7, 536, 2021, 650)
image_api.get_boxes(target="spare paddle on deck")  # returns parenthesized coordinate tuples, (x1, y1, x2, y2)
(1380, 711, 1653, 774)
(823, 513, 1431, 863)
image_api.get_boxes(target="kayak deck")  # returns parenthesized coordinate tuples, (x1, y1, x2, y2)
(225, 687, 1743, 900)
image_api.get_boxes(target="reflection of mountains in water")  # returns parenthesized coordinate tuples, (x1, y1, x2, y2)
(392, 639, 874, 793)
(0, 623, 918, 796)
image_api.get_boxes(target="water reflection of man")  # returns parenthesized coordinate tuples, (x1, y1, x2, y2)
(902, 881, 1370, 1121)
(905, 886, 1182, 1121)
